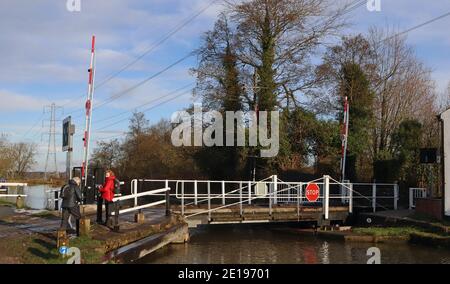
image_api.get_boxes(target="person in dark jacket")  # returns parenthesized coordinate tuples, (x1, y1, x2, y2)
(60, 177, 82, 236)
(97, 170, 116, 225)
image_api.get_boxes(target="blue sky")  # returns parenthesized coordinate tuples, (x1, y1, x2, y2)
(1, 0, 450, 171)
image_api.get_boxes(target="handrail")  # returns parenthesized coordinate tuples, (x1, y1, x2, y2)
(110, 183, 171, 232)
(185, 176, 333, 219)
(0, 183, 28, 187)
(328, 176, 396, 212)
(182, 176, 275, 207)
(113, 187, 169, 202)
(0, 183, 28, 198)
(185, 181, 307, 219)
(130, 175, 401, 222)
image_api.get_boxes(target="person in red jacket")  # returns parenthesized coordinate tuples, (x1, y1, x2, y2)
(97, 170, 116, 225)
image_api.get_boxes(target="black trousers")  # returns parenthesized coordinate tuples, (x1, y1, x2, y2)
(97, 198, 111, 223)
(61, 206, 81, 236)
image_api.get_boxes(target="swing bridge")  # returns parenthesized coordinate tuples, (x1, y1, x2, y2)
(109, 175, 400, 228)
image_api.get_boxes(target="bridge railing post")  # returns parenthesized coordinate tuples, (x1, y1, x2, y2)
(222, 181, 225, 205)
(239, 182, 243, 217)
(194, 180, 198, 206)
(207, 182, 211, 221)
(181, 181, 185, 216)
(372, 182, 377, 213)
(324, 176, 330, 220)
(409, 188, 414, 210)
(269, 183, 273, 216)
(165, 180, 170, 216)
(394, 183, 399, 210)
(349, 183, 353, 214)
(273, 175, 278, 205)
(248, 181, 252, 205)
(297, 183, 302, 218)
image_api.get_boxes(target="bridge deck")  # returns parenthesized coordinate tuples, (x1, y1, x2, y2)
(172, 205, 349, 226)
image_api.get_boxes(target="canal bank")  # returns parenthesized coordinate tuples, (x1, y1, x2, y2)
(0, 205, 188, 264)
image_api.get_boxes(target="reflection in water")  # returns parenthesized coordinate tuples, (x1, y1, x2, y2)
(140, 224, 450, 264)
(320, 241, 330, 264)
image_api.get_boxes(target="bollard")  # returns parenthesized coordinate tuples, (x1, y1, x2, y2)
(57, 229, 69, 249)
(54, 191, 59, 211)
(113, 202, 120, 232)
(135, 211, 145, 224)
(79, 217, 90, 236)
(16, 196, 25, 209)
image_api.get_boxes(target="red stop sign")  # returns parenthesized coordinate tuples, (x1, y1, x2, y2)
(305, 183, 320, 202)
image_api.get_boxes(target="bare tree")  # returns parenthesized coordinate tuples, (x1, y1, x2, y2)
(228, 0, 350, 110)
(367, 28, 436, 157)
(9, 142, 36, 178)
(0, 136, 13, 178)
(318, 28, 437, 161)
(91, 139, 122, 170)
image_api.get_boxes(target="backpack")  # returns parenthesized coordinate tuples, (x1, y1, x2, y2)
(60, 184, 70, 199)
(114, 179, 121, 195)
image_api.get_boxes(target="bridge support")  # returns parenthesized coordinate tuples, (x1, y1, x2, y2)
(349, 183, 353, 214)
(324, 175, 330, 220)
(273, 175, 278, 205)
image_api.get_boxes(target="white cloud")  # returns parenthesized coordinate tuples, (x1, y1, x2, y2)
(0, 90, 51, 112)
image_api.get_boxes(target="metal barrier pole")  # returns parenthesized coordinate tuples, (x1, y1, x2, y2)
(165, 180, 170, 216)
(248, 181, 252, 205)
(181, 182, 185, 216)
(269, 184, 273, 216)
(239, 182, 243, 217)
(409, 188, 413, 210)
(114, 201, 120, 232)
(297, 184, 300, 218)
(222, 181, 225, 205)
(134, 180, 140, 207)
(273, 175, 278, 205)
(324, 176, 330, 220)
(207, 182, 211, 221)
(349, 184, 353, 214)
(394, 183, 399, 210)
(194, 180, 198, 206)
(372, 183, 377, 213)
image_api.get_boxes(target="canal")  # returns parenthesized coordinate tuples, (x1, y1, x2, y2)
(0, 185, 59, 210)
(140, 224, 450, 264)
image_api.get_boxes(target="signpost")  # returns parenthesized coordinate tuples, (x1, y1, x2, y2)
(440, 110, 450, 218)
(305, 183, 320, 203)
(63, 116, 75, 180)
(340, 97, 350, 182)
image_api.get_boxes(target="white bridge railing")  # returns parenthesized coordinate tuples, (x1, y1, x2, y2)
(109, 180, 171, 231)
(0, 183, 28, 199)
(136, 175, 400, 221)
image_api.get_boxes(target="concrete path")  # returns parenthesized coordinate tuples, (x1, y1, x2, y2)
(0, 206, 168, 238)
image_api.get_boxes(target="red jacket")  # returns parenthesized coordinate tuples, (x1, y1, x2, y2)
(100, 176, 115, 202)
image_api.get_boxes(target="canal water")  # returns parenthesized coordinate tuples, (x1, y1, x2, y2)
(141, 224, 450, 264)
(0, 185, 59, 210)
